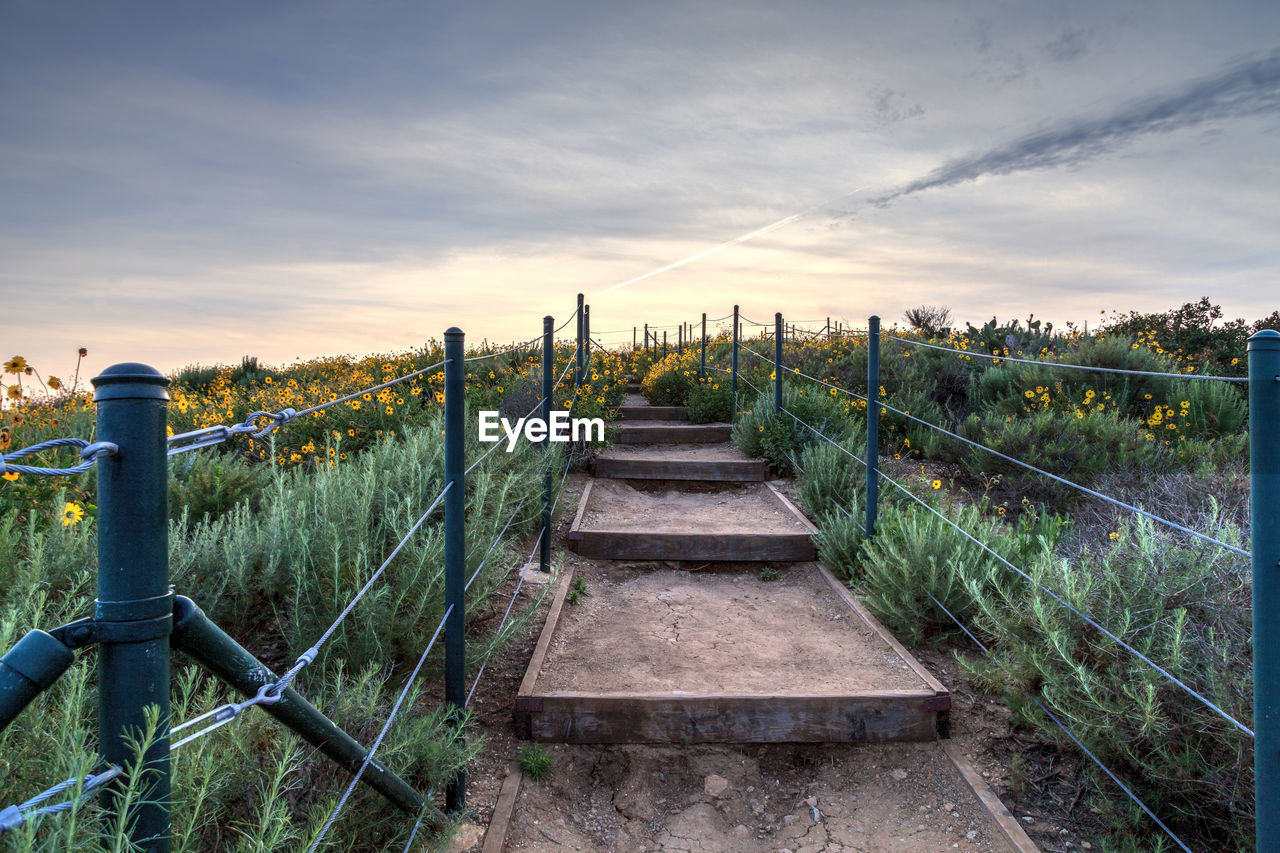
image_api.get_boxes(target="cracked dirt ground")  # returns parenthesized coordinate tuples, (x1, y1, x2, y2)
(504, 741, 1006, 852)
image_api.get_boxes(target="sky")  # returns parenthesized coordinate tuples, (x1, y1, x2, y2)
(2, 0, 1278, 381)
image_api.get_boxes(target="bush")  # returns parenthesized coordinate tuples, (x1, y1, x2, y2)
(685, 377, 732, 423)
(962, 513, 1251, 849)
(640, 351, 700, 406)
(959, 408, 1156, 504)
(169, 451, 273, 526)
(731, 385, 857, 474)
(852, 500, 1058, 645)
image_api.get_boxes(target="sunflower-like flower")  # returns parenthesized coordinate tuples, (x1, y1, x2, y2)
(61, 501, 85, 527)
(4, 356, 27, 374)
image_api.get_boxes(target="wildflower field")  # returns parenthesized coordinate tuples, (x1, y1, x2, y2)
(635, 297, 1274, 850)
(0, 338, 624, 851)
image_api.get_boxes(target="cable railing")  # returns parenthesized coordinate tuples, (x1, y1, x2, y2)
(880, 331, 1248, 382)
(0, 298, 614, 848)
(665, 305, 1274, 850)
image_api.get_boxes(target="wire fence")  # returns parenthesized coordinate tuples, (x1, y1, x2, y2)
(0, 300, 611, 848)
(679, 306, 1270, 849)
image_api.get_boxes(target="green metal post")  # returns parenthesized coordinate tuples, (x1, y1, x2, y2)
(92, 363, 172, 851)
(678, 324, 683, 357)
(443, 328, 466, 814)
(774, 313, 783, 415)
(865, 316, 881, 539)
(583, 304, 590, 371)
(170, 598, 422, 812)
(1252, 328, 1280, 851)
(644, 323, 649, 355)
(663, 331, 667, 359)
(731, 305, 739, 424)
(576, 293, 585, 386)
(0, 630, 73, 733)
(541, 316, 553, 574)
(700, 313, 707, 381)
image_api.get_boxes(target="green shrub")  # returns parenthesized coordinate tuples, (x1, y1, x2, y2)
(731, 385, 856, 474)
(640, 351, 700, 406)
(1169, 377, 1247, 442)
(961, 513, 1251, 849)
(853, 500, 1057, 645)
(169, 451, 274, 526)
(796, 437, 863, 521)
(685, 378, 732, 423)
(960, 408, 1156, 504)
(518, 744, 553, 780)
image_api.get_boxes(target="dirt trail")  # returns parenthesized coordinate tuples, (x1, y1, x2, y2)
(505, 741, 1007, 852)
(458, 392, 1038, 853)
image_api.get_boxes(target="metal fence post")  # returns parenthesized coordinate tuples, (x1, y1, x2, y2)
(92, 363, 173, 852)
(540, 316, 553, 574)
(663, 331, 667, 359)
(731, 305, 740, 423)
(583, 304, 590, 370)
(700, 313, 707, 381)
(442, 328, 466, 814)
(644, 323, 649, 355)
(774, 312, 783, 415)
(678, 324, 683, 357)
(1252, 328, 1280, 851)
(576, 293, 585, 386)
(865, 316, 881, 539)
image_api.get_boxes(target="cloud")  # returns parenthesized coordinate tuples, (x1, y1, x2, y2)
(1044, 29, 1092, 63)
(869, 87, 925, 125)
(870, 50, 1280, 207)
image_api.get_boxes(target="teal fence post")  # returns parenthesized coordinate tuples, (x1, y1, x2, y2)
(644, 323, 649, 355)
(583, 304, 590, 370)
(678, 324, 683, 357)
(540, 316, 553, 574)
(92, 363, 173, 852)
(865, 316, 880, 539)
(576, 293, 585, 386)
(731, 305, 740, 423)
(442, 328, 466, 814)
(1252, 328, 1280, 851)
(700, 313, 707, 381)
(774, 312, 783, 415)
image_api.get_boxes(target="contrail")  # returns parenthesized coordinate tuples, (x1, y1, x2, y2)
(871, 49, 1280, 207)
(598, 188, 867, 294)
(598, 50, 1279, 295)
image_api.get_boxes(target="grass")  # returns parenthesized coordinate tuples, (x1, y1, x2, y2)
(0, 341, 626, 851)
(517, 745, 553, 781)
(693, 298, 1265, 850)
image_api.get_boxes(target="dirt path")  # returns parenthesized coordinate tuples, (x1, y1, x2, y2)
(444, 392, 1053, 853)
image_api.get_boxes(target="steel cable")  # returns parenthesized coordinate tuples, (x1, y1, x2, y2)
(1, 438, 118, 477)
(306, 603, 453, 852)
(872, 395, 1250, 558)
(268, 482, 452, 698)
(920, 586, 1194, 853)
(871, 464, 1253, 737)
(880, 333, 1247, 383)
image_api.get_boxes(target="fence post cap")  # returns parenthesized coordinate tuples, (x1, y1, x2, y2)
(1249, 328, 1280, 350)
(91, 362, 170, 401)
(444, 327, 464, 341)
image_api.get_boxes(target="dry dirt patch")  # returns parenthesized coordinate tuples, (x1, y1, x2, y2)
(538, 565, 924, 695)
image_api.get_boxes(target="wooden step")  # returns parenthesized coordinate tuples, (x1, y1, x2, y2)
(625, 383, 642, 393)
(515, 565, 950, 744)
(618, 405, 686, 420)
(616, 422, 730, 444)
(592, 456, 767, 482)
(567, 480, 815, 561)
